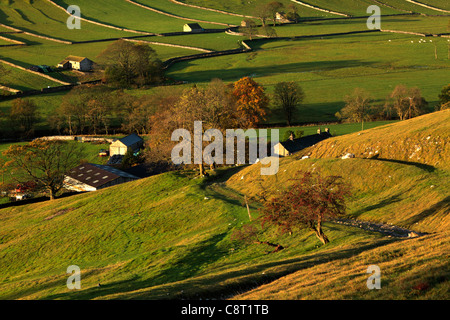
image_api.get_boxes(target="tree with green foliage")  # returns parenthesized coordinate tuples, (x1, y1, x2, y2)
(253, 4, 271, 27)
(286, 3, 301, 23)
(267, 1, 284, 26)
(2, 140, 86, 200)
(239, 19, 258, 40)
(274, 81, 304, 126)
(97, 40, 163, 88)
(282, 129, 303, 142)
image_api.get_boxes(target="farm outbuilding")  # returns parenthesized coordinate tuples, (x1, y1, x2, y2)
(57, 55, 94, 71)
(183, 23, 204, 33)
(64, 163, 139, 192)
(109, 133, 144, 157)
(273, 129, 332, 157)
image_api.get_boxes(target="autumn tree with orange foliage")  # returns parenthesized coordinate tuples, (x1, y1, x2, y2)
(232, 77, 269, 128)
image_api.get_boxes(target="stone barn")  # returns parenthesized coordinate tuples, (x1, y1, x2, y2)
(109, 133, 144, 157)
(57, 55, 94, 72)
(273, 129, 332, 157)
(183, 23, 204, 33)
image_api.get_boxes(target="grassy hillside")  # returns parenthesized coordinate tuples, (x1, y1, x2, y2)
(227, 110, 450, 231)
(0, 110, 448, 300)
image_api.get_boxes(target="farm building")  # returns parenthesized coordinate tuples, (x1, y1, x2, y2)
(64, 163, 139, 192)
(28, 65, 53, 73)
(109, 133, 144, 156)
(57, 55, 94, 71)
(183, 23, 204, 33)
(273, 129, 332, 157)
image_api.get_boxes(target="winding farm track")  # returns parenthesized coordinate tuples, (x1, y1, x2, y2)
(404, 0, 450, 13)
(124, 0, 236, 27)
(290, 0, 350, 17)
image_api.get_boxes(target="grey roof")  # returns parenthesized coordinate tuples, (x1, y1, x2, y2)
(66, 163, 138, 188)
(117, 133, 143, 147)
(280, 132, 332, 154)
(185, 23, 203, 29)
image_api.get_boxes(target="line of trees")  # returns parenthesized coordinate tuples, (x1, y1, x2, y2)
(335, 84, 441, 129)
(145, 77, 270, 175)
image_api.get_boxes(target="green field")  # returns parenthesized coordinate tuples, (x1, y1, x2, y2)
(0, 0, 448, 130)
(0, 64, 61, 91)
(134, 0, 244, 25)
(166, 32, 449, 123)
(183, 0, 450, 16)
(51, 0, 223, 34)
(0, 0, 134, 41)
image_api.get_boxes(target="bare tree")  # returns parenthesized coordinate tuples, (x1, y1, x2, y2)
(388, 85, 428, 120)
(10, 98, 38, 137)
(337, 88, 373, 130)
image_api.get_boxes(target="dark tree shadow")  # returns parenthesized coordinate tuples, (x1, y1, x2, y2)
(369, 158, 436, 172)
(402, 196, 450, 226)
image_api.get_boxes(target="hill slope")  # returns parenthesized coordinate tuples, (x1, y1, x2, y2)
(228, 110, 450, 233)
(0, 111, 448, 300)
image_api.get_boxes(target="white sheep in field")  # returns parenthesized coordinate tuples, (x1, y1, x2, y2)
(341, 153, 355, 160)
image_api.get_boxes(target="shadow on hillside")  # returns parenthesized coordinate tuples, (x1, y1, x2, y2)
(402, 196, 450, 227)
(42, 235, 397, 300)
(369, 158, 436, 172)
(350, 194, 403, 218)
(168, 60, 375, 82)
(43, 232, 232, 300)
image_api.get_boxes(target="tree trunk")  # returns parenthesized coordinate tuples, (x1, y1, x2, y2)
(313, 218, 330, 245)
(49, 187, 56, 201)
(244, 195, 252, 221)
